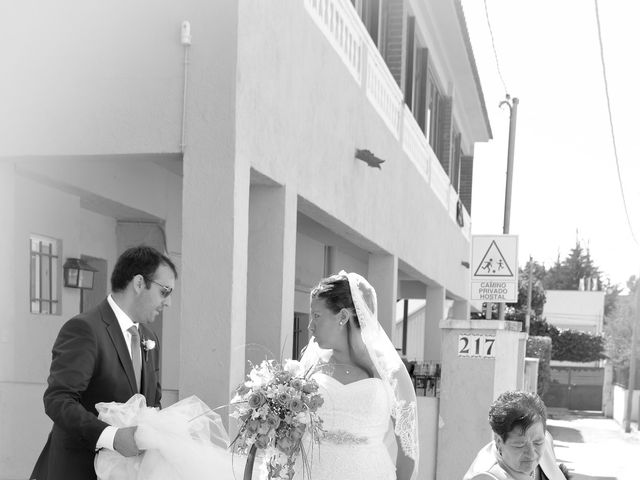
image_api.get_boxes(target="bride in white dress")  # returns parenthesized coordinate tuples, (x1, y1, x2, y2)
(93, 271, 418, 480)
(298, 271, 419, 480)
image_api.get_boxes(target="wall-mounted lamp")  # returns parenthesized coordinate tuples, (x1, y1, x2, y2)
(63, 258, 98, 289)
(461, 261, 470, 269)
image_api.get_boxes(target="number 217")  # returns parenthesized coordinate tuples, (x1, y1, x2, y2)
(458, 335, 496, 358)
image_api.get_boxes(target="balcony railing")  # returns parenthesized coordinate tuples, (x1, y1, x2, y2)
(305, 0, 471, 238)
(364, 36, 403, 139)
(305, 0, 364, 84)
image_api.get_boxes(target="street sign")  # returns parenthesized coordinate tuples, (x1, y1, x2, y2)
(471, 235, 518, 302)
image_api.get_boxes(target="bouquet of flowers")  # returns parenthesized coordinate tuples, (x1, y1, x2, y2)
(230, 359, 324, 480)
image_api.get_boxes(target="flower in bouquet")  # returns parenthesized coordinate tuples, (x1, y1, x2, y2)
(231, 359, 324, 480)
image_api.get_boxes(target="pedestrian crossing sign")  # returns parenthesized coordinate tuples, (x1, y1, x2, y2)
(471, 235, 518, 302)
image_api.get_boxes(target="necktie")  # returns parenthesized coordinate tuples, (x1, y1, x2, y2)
(128, 325, 142, 392)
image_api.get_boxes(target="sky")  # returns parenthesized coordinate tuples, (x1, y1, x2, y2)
(460, 0, 640, 288)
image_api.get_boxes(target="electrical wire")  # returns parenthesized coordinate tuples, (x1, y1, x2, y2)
(594, 0, 638, 245)
(483, 0, 509, 96)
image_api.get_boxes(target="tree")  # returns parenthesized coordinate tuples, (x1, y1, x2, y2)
(526, 336, 552, 396)
(500, 259, 546, 327)
(604, 276, 637, 371)
(543, 241, 601, 291)
(604, 279, 623, 317)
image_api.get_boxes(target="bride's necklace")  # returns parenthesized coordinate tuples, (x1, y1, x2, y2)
(324, 361, 355, 375)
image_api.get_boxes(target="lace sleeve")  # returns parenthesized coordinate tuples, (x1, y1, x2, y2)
(393, 400, 418, 461)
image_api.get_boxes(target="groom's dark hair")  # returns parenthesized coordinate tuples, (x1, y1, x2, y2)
(311, 274, 360, 327)
(111, 245, 177, 292)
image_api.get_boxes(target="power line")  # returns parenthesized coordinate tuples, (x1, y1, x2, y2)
(594, 0, 638, 245)
(483, 0, 509, 95)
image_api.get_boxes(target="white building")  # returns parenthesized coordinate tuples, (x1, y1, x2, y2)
(0, 1, 491, 478)
(543, 290, 605, 334)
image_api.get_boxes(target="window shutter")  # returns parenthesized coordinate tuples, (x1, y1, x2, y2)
(436, 95, 453, 174)
(383, 0, 405, 88)
(403, 16, 415, 106)
(459, 155, 474, 214)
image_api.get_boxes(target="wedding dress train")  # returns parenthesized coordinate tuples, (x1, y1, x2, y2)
(94, 394, 243, 480)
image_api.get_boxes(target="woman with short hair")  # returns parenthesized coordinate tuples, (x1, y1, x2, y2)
(464, 391, 569, 480)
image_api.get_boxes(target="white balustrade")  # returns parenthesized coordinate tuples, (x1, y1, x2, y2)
(402, 106, 431, 183)
(430, 158, 450, 209)
(448, 187, 458, 219)
(304, 0, 364, 83)
(462, 205, 471, 239)
(365, 38, 403, 138)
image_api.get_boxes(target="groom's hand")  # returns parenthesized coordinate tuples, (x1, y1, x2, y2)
(114, 426, 140, 457)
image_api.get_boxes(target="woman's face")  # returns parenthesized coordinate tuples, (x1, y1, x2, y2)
(496, 420, 546, 474)
(309, 297, 344, 349)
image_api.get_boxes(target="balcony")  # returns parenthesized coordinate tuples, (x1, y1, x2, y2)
(305, 0, 471, 239)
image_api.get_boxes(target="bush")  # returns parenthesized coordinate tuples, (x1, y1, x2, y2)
(526, 336, 552, 396)
(529, 318, 606, 362)
(552, 329, 606, 362)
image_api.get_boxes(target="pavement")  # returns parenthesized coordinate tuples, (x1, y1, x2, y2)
(546, 408, 640, 480)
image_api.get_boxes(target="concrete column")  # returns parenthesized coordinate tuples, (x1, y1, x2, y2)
(451, 298, 470, 320)
(436, 319, 523, 480)
(492, 329, 525, 399)
(424, 285, 445, 362)
(246, 185, 297, 368)
(0, 163, 15, 379)
(180, 0, 246, 415)
(603, 361, 614, 417)
(516, 333, 528, 390)
(368, 253, 398, 338)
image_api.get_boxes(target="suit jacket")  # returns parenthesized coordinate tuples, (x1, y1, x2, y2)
(30, 299, 162, 480)
(463, 432, 566, 480)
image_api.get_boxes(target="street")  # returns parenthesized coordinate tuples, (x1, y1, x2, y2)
(547, 410, 640, 480)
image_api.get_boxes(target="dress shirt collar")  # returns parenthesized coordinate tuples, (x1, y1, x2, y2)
(107, 294, 137, 336)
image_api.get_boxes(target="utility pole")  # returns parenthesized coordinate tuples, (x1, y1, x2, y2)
(498, 95, 519, 321)
(623, 278, 639, 433)
(524, 255, 533, 334)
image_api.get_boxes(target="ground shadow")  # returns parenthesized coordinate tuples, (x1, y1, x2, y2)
(548, 425, 585, 443)
(570, 475, 617, 480)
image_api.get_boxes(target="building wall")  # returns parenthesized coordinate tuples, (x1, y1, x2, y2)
(236, 1, 471, 299)
(0, 165, 182, 478)
(1, 0, 186, 157)
(1, 175, 119, 478)
(613, 385, 640, 424)
(543, 290, 605, 333)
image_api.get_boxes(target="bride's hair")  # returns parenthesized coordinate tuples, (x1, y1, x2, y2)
(310, 274, 361, 327)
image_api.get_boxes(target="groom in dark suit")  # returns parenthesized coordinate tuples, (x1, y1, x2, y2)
(30, 245, 177, 480)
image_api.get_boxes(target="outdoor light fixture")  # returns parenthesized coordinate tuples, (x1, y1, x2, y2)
(63, 258, 98, 289)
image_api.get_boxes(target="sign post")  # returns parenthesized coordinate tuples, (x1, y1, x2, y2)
(471, 235, 518, 304)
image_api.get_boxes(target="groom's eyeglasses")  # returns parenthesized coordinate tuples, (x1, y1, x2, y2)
(145, 278, 173, 298)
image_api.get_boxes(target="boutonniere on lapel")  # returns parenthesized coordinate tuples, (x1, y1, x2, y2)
(141, 338, 156, 362)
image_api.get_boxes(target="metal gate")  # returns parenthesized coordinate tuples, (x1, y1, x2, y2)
(543, 366, 604, 411)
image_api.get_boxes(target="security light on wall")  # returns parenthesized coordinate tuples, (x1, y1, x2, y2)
(63, 258, 98, 289)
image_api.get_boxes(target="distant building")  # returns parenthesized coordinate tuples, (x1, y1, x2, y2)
(543, 290, 605, 334)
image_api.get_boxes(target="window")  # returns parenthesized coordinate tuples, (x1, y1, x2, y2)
(352, 0, 384, 48)
(292, 312, 310, 360)
(413, 47, 429, 131)
(451, 128, 462, 192)
(425, 70, 441, 153)
(30, 235, 61, 314)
